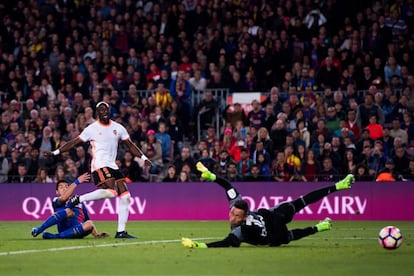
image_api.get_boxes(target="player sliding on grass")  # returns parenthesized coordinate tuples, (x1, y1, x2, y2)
(182, 162, 355, 248)
(31, 173, 109, 239)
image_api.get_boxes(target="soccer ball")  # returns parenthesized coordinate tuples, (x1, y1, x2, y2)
(378, 226, 403, 249)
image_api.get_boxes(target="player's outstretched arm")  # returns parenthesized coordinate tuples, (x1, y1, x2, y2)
(91, 223, 109, 238)
(58, 173, 91, 203)
(182, 234, 241, 249)
(123, 138, 152, 167)
(44, 136, 84, 157)
(181, 238, 208, 248)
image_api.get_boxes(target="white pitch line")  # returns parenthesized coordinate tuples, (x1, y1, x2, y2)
(0, 236, 377, 256)
(0, 237, 218, 257)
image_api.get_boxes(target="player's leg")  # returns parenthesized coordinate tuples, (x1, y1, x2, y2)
(114, 178, 136, 238)
(287, 218, 332, 242)
(196, 161, 242, 205)
(43, 223, 92, 239)
(72, 168, 118, 205)
(31, 208, 73, 237)
(292, 174, 354, 212)
(275, 174, 355, 224)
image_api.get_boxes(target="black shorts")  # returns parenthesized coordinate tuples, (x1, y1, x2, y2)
(271, 202, 295, 224)
(92, 167, 125, 186)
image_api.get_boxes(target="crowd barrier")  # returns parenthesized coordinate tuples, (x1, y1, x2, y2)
(1, 181, 413, 221)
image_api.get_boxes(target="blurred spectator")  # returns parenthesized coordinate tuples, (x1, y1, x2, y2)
(367, 140, 386, 175)
(155, 121, 172, 163)
(34, 167, 53, 183)
(63, 158, 78, 184)
(0, 151, 8, 183)
(167, 113, 184, 159)
(376, 158, 397, 182)
(317, 157, 340, 182)
(402, 159, 414, 181)
(365, 115, 384, 141)
(390, 118, 408, 145)
(74, 146, 90, 175)
(163, 164, 178, 183)
(247, 100, 266, 130)
(194, 90, 218, 133)
(153, 82, 172, 112)
(237, 148, 253, 175)
(173, 146, 195, 175)
(169, 70, 192, 138)
(354, 163, 374, 181)
(223, 103, 247, 128)
(243, 164, 266, 182)
(255, 152, 272, 181)
(120, 150, 143, 183)
(272, 151, 289, 182)
(225, 162, 244, 182)
(300, 149, 320, 182)
(177, 170, 191, 183)
(11, 163, 31, 183)
(140, 129, 163, 177)
(212, 145, 230, 173)
(221, 128, 237, 153)
(189, 69, 207, 91)
(356, 94, 385, 129)
(393, 146, 410, 175)
(284, 144, 301, 180)
(54, 166, 66, 183)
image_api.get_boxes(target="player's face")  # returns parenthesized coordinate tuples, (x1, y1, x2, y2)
(229, 207, 247, 228)
(97, 104, 110, 124)
(56, 183, 69, 197)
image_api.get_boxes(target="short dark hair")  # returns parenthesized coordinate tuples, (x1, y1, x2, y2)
(233, 199, 249, 213)
(55, 180, 67, 190)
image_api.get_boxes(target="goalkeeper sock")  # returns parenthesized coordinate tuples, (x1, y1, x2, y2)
(79, 189, 116, 202)
(36, 209, 68, 234)
(292, 186, 336, 212)
(288, 227, 317, 242)
(59, 224, 86, 238)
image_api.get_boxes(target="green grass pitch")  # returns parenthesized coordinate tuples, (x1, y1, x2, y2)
(0, 220, 412, 276)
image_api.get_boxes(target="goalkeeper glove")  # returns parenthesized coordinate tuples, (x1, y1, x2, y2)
(181, 237, 207, 249)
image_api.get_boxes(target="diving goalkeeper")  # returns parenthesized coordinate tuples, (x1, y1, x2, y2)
(182, 162, 355, 248)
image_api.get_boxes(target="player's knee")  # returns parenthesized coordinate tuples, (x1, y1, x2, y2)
(82, 220, 94, 231)
(65, 208, 74, 218)
(116, 179, 129, 195)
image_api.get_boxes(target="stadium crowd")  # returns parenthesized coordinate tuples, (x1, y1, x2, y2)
(0, 0, 414, 183)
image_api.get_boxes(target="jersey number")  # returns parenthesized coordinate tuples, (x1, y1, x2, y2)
(246, 215, 267, 237)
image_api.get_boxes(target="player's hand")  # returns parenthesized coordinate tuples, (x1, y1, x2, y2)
(94, 232, 109, 238)
(181, 237, 207, 249)
(77, 173, 91, 183)
(144, 159, 152, 167)
(43, 150, 53, 157)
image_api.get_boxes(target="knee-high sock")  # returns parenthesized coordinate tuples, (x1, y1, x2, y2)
(36, 209, 68, 233)
(79, 189, 116, 202)
(288, 227, 317, 242)
(58, 224, 86, 238)
(292, 185, 337, 212)
(117, 192, 131, 232)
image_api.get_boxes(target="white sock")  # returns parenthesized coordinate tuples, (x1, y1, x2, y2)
(79, 189, 116, 202)
(117, 192, 131, 232)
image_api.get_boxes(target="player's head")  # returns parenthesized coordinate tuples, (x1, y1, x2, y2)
(96, 101, 110, 124)
(229, 200, 249, 228)
(55, 180, 69, 196)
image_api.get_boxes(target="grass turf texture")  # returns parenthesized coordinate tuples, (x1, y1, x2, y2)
(0, 221, 412, 276)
